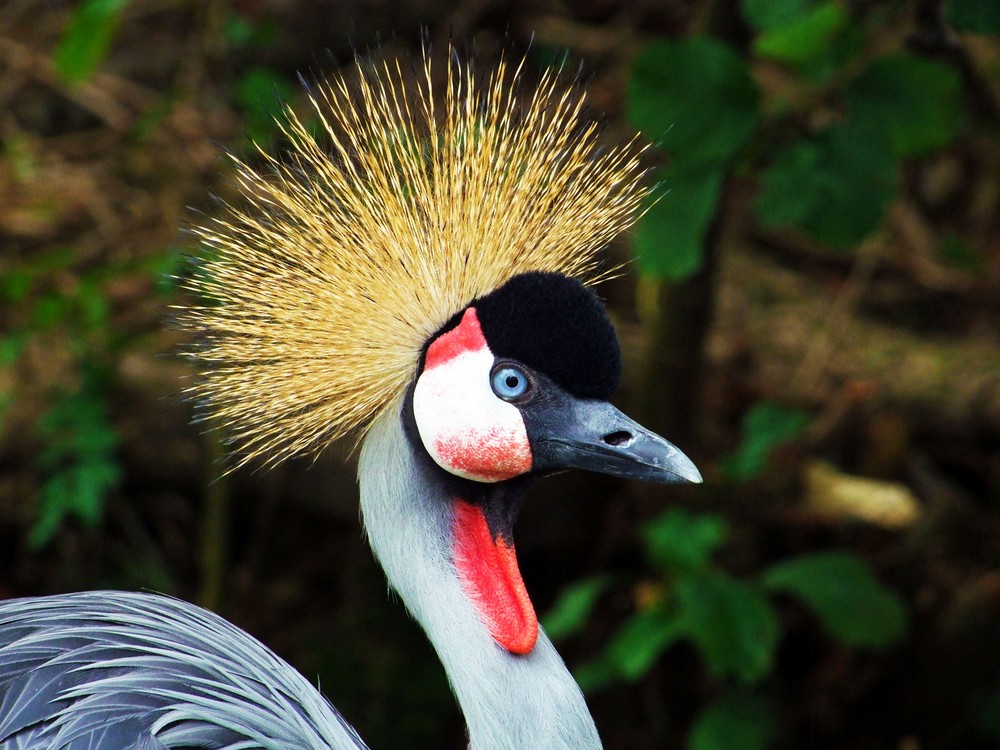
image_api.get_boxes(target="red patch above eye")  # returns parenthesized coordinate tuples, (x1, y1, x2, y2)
(425, 307, 488, 370)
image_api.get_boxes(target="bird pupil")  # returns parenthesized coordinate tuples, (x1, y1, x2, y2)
(506, 375, 519, 388)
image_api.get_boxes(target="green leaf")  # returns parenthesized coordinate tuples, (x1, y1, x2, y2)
(32, 294, 71, 329)
(937, 233, 983, 274)
(149, 250, 186, 296)
(643, 508, 727, 575)
(845, 55, 963, 157)
(77, 280, 109, 332)
(723, 401, 810, 480)
(605, 606, 683, 681)
(31, 384, 120, 547)
(754, 1, 847, 65)
(573, 656, 620, 694)
(30, 455, 120, 546)
(754, 119, 898, 248)
(530, 44, 576, 72)
(675, 573, 780, 683)
(0, 333, 28, 366)
(222, 13, 279, 50)
(628, 36, 758, 280)
(2, 248, 74, 303)
(1, 270, 33, 303)
(54, 0, 130, 83)
(628, 36, 759, 165)
(689, 691, 778, 750)
(947, 0, 1000, 33)
(130, 96, 174, 142)
(634, 163, 725, 280)
(763, 551, 907, 648)
(742, 0, 816, 31)
(543, 576, 614, 642)
(797, 23, 866, 85)
(237, 68, 296, 145)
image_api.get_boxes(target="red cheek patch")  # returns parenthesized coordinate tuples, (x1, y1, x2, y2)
(434, 431, 532, 482)
(452, 499, 538, 655)
(425, 307, 487, 370)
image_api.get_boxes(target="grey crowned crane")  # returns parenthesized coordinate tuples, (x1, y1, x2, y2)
(0, 50, 701, 750)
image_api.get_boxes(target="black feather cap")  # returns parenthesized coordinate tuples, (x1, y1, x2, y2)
(430, 272, 622, 400)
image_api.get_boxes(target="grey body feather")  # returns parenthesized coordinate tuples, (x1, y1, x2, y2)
(0, 592, 366, 750)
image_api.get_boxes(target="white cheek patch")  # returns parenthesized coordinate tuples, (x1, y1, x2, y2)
(413, 348, 533, 482)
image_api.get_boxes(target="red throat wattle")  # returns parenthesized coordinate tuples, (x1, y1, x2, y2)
(451, 499, 538, 655)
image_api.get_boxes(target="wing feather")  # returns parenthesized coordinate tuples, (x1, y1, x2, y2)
(0, 592, 366, 750)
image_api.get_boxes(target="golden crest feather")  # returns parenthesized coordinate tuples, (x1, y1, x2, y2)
(183, 48, 650, 468)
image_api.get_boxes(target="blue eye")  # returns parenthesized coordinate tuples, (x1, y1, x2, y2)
(491, 365, 530, 401)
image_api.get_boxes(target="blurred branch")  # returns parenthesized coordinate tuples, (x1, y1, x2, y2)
(531, 15, 640, 59)
(789, 239, 882, 401)
(197, 431, 229, 611)
(716, 245, 1000, 431)
(0, 34, 156, 131)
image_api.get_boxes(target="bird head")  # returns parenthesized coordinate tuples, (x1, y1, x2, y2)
(413, 271, 701, 486)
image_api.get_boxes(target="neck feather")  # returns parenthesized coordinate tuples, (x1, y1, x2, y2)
(358, 400, 602, 750)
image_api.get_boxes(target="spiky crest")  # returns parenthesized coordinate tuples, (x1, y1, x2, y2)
(182, 46, 649, 468)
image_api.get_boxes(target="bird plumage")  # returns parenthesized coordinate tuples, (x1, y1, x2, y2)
(0, 591, 365, 750)
(182, 48, 649, 468)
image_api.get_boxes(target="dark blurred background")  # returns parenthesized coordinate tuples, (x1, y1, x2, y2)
(1, 1, 999, 748)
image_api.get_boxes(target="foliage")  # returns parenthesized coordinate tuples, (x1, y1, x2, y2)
(844, 55, 963, 158)
(55, 0, 131, 83)
(542, 575, 615, 642)
(545, 400, 903, 750)
(753, 1, 847, 66)
(937, 233, 984, 273)
(222, 11, 280, 50)
(628, 37, 758, 279)
(721, 401, 811, 480)
(224, 6, 298, 147)
(629, 0, 976, 279)
(754, 119, 898, 249)
(546, 507, 907, 748)
(31, 374, 120, 547)
(673, 571, 780, 682)
(947, 0, 1000, 34)
(689, 692, 777, 750)
(236, 67, 297, 147)
(762, 551, 906, 647)
(1, 249, 177, 545)
(613, 10, 991, 741)
(643, 506, 726, 573)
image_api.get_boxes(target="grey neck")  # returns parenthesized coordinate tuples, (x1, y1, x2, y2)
(357, 400, 602, 750)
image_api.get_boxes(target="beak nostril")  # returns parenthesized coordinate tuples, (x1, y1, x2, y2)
(602, 430, 634, 447)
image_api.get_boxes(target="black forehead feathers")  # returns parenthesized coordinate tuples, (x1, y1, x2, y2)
(471, 272, 621, 400)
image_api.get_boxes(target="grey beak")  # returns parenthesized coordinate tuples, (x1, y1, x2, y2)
(528, 398, 703, 484)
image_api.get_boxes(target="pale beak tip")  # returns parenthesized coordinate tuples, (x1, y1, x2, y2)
(664, 448, 705, 484)
(666, 446, 703, 484)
